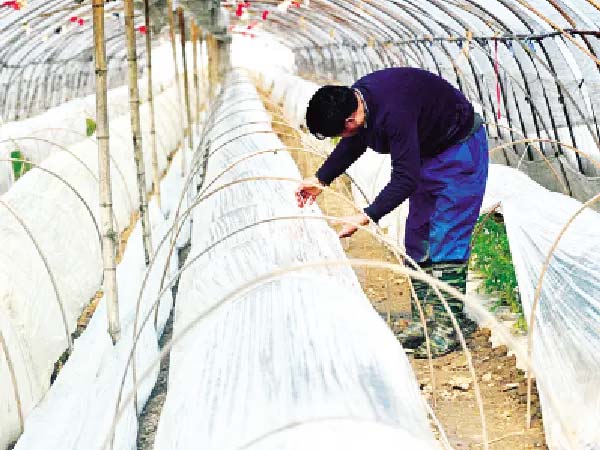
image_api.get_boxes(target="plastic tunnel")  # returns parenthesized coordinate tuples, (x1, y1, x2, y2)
(1, 1, 600, 450)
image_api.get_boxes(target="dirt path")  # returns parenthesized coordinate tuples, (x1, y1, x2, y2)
(136, 243, 191, 450)
(136, 307, 173, 450)
(259, 85, 547, 449)
(412, 329, 546, 449)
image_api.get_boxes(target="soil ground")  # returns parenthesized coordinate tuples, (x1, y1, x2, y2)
(137, 243, 191, 450)
(136, 304, 173, 450)
(260, 86, 547, 449)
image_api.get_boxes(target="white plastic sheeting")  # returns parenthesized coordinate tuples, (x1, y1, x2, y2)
(12, 197, 176, 450)
(257, 70, 600, 449)
(4, 141, 195, 450)
(153, 75, 438, 450)
(0, 73, 184, 448)
(483, 165, 600, 449)
(0, 41, 195, 194)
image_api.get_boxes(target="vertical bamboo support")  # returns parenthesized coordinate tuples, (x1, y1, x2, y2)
(192, 21, 200, 133)
(92, 0, 120, 344)
(166, 0, 186, 176)
(197, 26, 205, 135)
(178, 8, 194, 156)
(207, 33, 218, 99)
(144, 0, 161, 207)
(124, 0, 153, 267)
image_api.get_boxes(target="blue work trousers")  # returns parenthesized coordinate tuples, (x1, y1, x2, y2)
(405, 126, 489, 264)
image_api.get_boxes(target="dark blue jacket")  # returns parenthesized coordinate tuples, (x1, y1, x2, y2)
(315, 68, 474, 222)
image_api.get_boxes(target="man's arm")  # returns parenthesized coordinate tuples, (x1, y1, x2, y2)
(363, 124, 420, 223)
(315, 134, 367, 185)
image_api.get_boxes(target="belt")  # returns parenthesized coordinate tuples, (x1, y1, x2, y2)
(456, 112, 484, 144)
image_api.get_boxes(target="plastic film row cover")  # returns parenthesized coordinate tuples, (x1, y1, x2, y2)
(258, 69, 600, 449)
(0, 70, 182, 449)
(153, 75, 438, 450)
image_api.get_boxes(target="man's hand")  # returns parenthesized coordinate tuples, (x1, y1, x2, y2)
(336, 213, 370, 238)
(295, 176, 324, 208)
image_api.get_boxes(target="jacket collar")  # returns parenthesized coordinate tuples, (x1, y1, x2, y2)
(354, 86, 371, 131)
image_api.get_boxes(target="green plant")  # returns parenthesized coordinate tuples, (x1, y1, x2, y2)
(86, 118, 97, 137)
(10, 149, 32, 180)
(470, 215, 526, 331)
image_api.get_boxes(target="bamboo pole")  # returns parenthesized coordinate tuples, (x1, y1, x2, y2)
(124, 0, 153, 267)
(92, 0, 120, 344)
(197, 25, 205, 135)
(191, 20, 200, 132)
(166, 0, 186, 176)
(192, 21, 200, 135)
(144, 0, 161, 208)
(178, 8, 194, 156)
(207, 33, 217, 99)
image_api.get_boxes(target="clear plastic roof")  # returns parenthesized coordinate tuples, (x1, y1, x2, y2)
(244, 0, 600, 178)
(2, 0, 600, 178)
(0, 0, 148, 120)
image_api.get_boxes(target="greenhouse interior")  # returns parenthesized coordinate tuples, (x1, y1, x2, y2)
(1, 0, 599, 449)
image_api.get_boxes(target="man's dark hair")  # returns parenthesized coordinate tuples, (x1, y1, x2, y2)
(305, 85, 357, 138)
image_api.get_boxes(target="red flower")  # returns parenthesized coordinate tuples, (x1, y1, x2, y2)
(78, 18, 84, 26)
(261, 10, 268, 20)
(137, 25, 147, 34)
(2, 1, 20, 9)
(70, 16, 78, 22)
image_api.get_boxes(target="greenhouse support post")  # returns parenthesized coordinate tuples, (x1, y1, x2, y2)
(197, 25, 204, 135)
(178, 7, 194, 156)
(144, 0, 161, 207)
(166, 0, 186, 176)
(216, 33, 231, 81)
(207, 33, 217, 99)
(92, 0, 120, 344)
(124, 0, 153, 266)
(192, 21, 201, 135)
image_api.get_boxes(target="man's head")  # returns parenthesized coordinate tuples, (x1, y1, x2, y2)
(305, 85, 362, 139)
